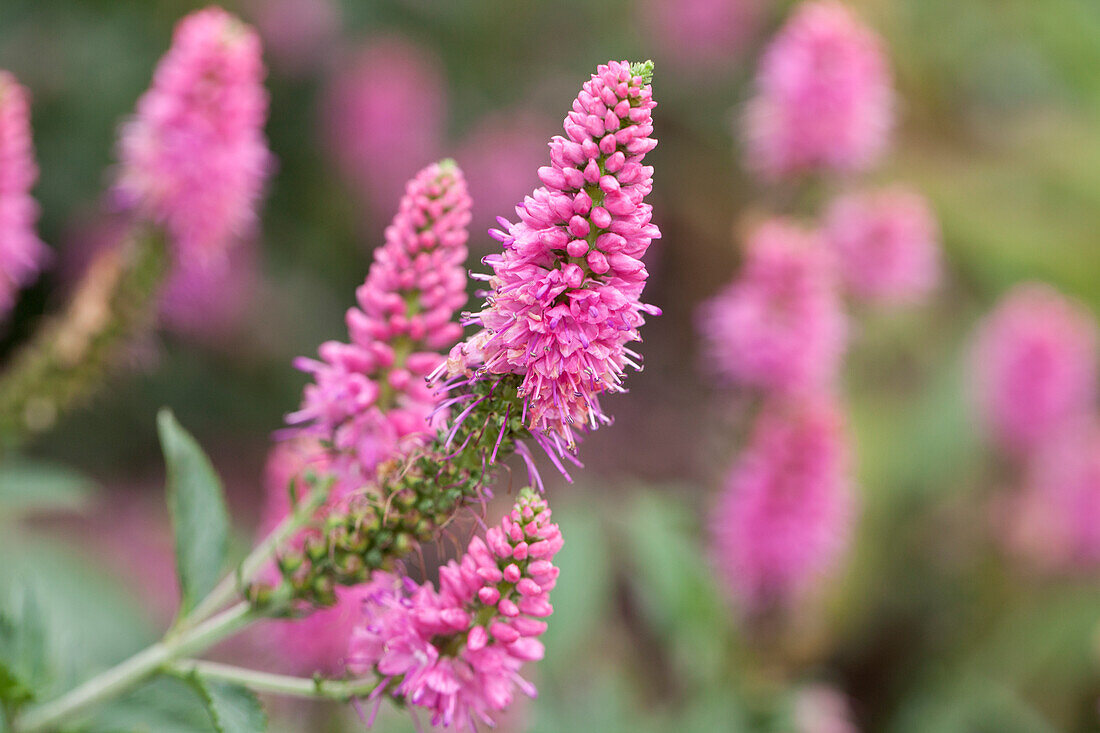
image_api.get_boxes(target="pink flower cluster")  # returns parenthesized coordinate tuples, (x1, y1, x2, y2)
(0, 70, 49, 319)
(464, 60, 661, 453)
(698, 219, 847, 395)
(324, 38, 446, 217)
(744, 0, 893, 180)
(971, 284, 1097, 455)
(348, 490, 562, 730)
(287, 161, 471, 484)
(825, 187, 940, 303)
(710, 399, 854, 609)
(115, 7, 272, 264)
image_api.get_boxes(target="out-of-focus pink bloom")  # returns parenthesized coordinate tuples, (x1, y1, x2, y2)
(697, 219, 846, 394)
(743, 0, 893, 180)
(159, 237, 258, 338)
(348, 490, 562, 730)
(456, 110, 551, 245)
(0, 70, 49, 319)
(641, 0, 762, 72)
(323, 38, 446, 217)
(793, 684, 859, 733)
(455, 61, 661, 454)
(1007, 419, 1100, 570)
(971, 284, 1098, 455)
(254, 440, 370, 675)
(287, 161, 470, 485)
(711, 399, 854, 610)
(248, 0, 339, 77)
(115, 7, 272, 264)
(824, 187, 940, 303)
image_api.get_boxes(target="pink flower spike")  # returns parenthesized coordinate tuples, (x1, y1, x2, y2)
(971, 283, 1098, 455)
(710, 398, 855, 610)
(115, 7, 273, 265)
(0, 71, 49, 320)
(825, 187, 941, 303)
(697, 218, 847, 394)
(743, 0, 893, 180)
(347, 490, 563, 729)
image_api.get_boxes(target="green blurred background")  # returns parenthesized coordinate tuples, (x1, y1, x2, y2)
(2, 0, 1100, 730)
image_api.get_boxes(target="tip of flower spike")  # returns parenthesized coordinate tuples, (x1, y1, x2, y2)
(630, 60, 655, 85)
(437, 157, 459, 173)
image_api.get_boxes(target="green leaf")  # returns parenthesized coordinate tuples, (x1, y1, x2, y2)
(0, 460, 94, 517)
(188, 677, 266, 733)
(77, 676, 218, 733)
(157, 409, 229, 617)
(0, 588, 49, 707)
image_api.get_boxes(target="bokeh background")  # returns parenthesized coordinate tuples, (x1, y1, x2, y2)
(3, 0, 1100, 730)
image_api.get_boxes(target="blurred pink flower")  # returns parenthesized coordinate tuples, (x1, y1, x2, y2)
(323, 38, 446, 217)
(115, 7, 272, 265)
(971, 283, 1098, 455)
(455, 110, 551, 245)
(697, 219, 846, 394)
(641, 0, 762, 72)
(0, 70, 49, 319)
(348, 490, 562, 730)
(793, 684, 859, 733)
(824, 186, 940, 303)
(743, 0, 893, 180)
(248, 0, 340, 77)
(460, 60, 661, 454)
(1007, 419, 1100, 570)
(287, 161, 470, 486)
(711, 399, 854, 610)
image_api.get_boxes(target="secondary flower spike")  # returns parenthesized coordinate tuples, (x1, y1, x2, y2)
(347, 489, 563, 730)
(115, 6, 272, 264)
(288, 160, 471, 485)
(457, 60, 661, 454)
(0, 70, 49, 320)
(744, 0, 893, 180)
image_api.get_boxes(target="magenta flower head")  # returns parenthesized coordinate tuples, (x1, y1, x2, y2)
(697, 219, 847, 394)
(347, 489, 562, 730)
(1008, 419, 1100, 570)
(324, 37, 446, 216)
(825, 186, 940, 303)
(115, 7, 272, 264)
(287, 161, 471, 483)
(710, 399, 854, 610)
(455, 60, 660, 455)
(971, 283, 1098, 455)
(743, 0, 893, 181)
(0, 70, 49, 319)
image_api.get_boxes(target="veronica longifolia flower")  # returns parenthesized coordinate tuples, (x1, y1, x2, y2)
(744, 0, 893, 180)
(115, 7, 272, 264)
(971, 283, 1098, 455)
(710, 399, 854, 610)
(454, 60, 661, 455)
(697, 219, 847, 394)
(824, 187, 940, 303)
(348, 490, 562, 730)
(0, 71, 49, 319)
(287, 161, 471, 485)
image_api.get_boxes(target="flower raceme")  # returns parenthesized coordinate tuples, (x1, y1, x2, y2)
(971, 283, 1098, 456)
(454, 60, 661, 455)
(697, 218, 847, 395)
(744, 0, 893, 181)
(115, 6, 272, 264)
(288, 160, 471, 486)
(0, 70, 49, 320)
(348, 490, 563, 730)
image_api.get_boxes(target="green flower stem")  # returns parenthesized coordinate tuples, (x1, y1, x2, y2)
(180, 480, 332, 630)
(167, 660, 379, 702)
(0, 230, 169, 449)
(14, 602, 256, 733)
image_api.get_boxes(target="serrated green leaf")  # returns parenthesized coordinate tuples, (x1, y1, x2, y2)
(76, 676, 217, 733)
(188, 678, 266, 733)
(0, 460, 94, 517)
(157, 409, 230, 617)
